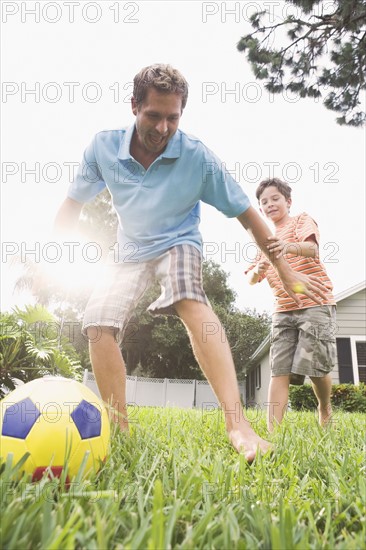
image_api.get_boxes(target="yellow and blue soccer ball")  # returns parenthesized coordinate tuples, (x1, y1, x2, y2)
(0, 376, 110, 481)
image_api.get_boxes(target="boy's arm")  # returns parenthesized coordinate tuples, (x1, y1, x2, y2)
(237, 207, 327, 305)
(247, 259, 270, 285)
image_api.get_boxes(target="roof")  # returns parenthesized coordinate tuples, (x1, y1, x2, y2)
(246, 280, 366, 368)
(248, 334, 271, 365)
(334, 280, 365, 303)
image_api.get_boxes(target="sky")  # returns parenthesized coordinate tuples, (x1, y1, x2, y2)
(1, 0, 365, 316)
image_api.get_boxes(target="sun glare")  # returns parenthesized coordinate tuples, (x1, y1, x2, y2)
(38, 239, 105, 294)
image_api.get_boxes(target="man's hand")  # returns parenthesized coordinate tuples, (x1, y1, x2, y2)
(279, 270, 328, 306)
(237, 208, 327, 306)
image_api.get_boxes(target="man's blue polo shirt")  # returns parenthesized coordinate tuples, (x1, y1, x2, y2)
(68, 125, 250, 262)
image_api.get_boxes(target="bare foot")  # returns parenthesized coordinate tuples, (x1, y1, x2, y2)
(229, 429, 274, 462)
(318, 404, 333, 427)
(110, 419, 130, 438)
(105, 403, 129, 432)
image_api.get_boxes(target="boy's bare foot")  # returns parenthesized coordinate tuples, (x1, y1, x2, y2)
(229, 429, 274, 462)
(318, 404, 333, 427)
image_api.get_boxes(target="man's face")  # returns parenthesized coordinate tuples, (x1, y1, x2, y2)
(131, 88, 183, 155)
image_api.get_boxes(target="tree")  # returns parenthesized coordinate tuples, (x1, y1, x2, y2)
(237, 0, 366, 126)
(215, 305, 270, 380)
(202, 259, 237, 311)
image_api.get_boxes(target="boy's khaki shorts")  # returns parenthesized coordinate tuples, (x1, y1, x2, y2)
(82, 244, 210, 343)
(270, 305, 337, 378)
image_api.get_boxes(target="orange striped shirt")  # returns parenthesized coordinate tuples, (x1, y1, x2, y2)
(246, 212, 335, 312)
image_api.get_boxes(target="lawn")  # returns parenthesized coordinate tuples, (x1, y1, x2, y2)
(1, 407, 365, 549)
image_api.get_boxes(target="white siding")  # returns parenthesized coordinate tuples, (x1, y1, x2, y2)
(336, 289, 366, 337)
(249, 356, 270, 408)
(332, 289, 366, 382)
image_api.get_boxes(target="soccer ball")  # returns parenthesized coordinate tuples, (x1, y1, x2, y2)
(0, 376, 110, 481)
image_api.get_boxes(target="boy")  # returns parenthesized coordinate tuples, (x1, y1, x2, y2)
(246, 178, 337, 431)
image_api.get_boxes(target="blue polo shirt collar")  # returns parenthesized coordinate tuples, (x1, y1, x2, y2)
(118, 125, 181, 161)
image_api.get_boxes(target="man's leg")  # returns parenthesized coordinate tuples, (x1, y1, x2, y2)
(267, 375, 290, 432)
(87, 326, 129, 431)
(310, 374, 333, 426)
(83, 262, 153, 431)
(174, 299, 272, 461)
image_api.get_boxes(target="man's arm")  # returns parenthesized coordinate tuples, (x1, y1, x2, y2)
(266, 236, 319, 259)
(237, 207, 327, 305)
(54, 197, 83, 235)
(31, 198, 84, 297)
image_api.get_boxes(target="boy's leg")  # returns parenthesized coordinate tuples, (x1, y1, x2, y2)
(87, 326, 129, 431)
(267, 311, 297, 432)
(293, 306, 336, 427)
(267, 375, 290, 432)
(310, 374, 333, 426)
(174, 299, 272, 461)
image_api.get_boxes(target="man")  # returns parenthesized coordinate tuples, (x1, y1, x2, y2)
(55, 64, 326, 461)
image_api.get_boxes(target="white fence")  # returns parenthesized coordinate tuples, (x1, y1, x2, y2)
(83, 370, 245, 409)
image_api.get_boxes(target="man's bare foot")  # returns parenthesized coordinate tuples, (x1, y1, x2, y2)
(229, 430, 274, 462)
(105, 403, 129, 432)
(318, 404, 332, 427)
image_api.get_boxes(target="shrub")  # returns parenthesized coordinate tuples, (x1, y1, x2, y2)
(289, 383, 366, 412)
(331, 383, 366, 412)
(289, 385, 318, 411)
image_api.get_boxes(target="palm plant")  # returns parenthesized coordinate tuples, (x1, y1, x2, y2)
(0, 304, 83, 396)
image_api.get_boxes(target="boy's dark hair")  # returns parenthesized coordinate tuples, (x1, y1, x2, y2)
(256, 178, 292, 201)
(133, 64, 189, 110)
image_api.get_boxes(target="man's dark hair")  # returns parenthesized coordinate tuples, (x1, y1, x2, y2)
(133, 64, 189, 110)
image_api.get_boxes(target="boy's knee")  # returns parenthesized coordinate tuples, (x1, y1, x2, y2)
(310, 374, 332, 385)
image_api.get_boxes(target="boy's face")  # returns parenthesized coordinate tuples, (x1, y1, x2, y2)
(258, 185, 292, 224)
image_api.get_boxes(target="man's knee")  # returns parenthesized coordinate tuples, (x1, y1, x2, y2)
(86, 325, 118, 345)
(175, 299, 210, 317)
(175, 300, 224, 340)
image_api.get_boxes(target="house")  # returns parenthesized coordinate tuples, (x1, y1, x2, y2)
(244, 281, 366, 406)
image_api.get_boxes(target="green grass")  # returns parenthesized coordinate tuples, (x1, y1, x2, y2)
(1, 408, 365, 549)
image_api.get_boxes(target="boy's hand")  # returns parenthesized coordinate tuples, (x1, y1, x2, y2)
(266, 236, 286, 259)
(255, 259, 270, 275)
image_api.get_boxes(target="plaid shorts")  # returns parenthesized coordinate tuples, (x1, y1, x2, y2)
(82, 244, 210, 343)
(270, 305, 337, 378)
